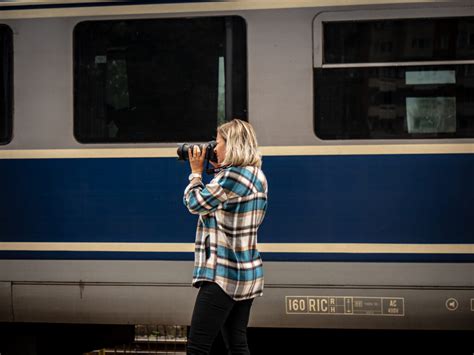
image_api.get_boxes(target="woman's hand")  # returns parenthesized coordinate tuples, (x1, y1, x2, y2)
(188, 145, 205, 174)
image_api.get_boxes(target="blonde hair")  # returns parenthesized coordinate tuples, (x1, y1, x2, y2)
(217, 119, 262, 168)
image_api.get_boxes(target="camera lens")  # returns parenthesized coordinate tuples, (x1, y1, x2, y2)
(177, 141, 217, 163)
(177, 143, 192, 161)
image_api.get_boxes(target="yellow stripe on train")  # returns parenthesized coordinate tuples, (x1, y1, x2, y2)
(0, 144, 472, 159)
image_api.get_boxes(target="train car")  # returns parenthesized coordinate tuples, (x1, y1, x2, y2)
(0, 0, 473, 351)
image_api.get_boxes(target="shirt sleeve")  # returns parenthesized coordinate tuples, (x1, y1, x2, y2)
(183, 170, 230, 215)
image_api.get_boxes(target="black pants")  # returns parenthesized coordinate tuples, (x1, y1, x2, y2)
(187, 282, 254, 355)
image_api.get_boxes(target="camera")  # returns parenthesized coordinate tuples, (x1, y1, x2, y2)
(177, 141, 218, 164)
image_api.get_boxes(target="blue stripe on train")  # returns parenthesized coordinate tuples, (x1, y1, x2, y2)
(262, 154, 473, 245)
(0, 153, 473, 260)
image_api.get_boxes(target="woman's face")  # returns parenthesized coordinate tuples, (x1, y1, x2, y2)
(214, 132, 226, 165)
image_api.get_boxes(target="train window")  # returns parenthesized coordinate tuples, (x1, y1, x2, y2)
(315, 17, 474, 139)
(324, 18, 474, 64)
(0, 25, 12, 145)
(74, 17, 247, 143)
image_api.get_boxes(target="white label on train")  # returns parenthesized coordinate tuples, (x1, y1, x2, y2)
(286, 296, 404, 316)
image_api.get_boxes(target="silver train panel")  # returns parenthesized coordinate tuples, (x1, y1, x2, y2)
(0, 282, 12, 322)
(1, 260, 472, 329)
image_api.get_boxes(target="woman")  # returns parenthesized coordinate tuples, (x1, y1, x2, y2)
(183, 119, 268, 355)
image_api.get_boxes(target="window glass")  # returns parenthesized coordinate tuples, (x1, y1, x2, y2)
(315, 17, 474, 140)
(74, 17, 247, 143)
(315, 65, 474, 139)
(324, 17, 474, 64)
(0, 25, 12, 144)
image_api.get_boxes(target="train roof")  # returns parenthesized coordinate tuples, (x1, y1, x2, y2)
(0, 0, 471, 20)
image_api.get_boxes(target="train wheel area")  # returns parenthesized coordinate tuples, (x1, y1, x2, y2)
(1, 324, 473, 355)
(0, 323, 134, 355)
(245, 328, 474, 355)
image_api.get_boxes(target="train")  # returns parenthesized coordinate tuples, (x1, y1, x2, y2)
(0, 0, 473, 352)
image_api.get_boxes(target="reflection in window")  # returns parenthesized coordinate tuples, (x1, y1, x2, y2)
(0, 25, 12, 144)
(106, 58, 129, 111)
(74, 17, 247, 143)
(217, 56, 226, 126)
(405, 70, 455, 85)
(406, 97, 456, 134)
(324, 17, 474, 64)
(315, 65, 474, 139)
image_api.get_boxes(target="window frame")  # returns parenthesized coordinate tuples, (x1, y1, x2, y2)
(0, 24, 13, 145)
(312, 8, 474, 142)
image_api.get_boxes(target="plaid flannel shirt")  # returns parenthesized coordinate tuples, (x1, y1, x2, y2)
(183, 165, 267, 301)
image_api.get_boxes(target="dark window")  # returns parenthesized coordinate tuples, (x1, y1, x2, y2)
(74, 17, 247, 143)
(315, 17, 474, 140)
(324, 17, 474, 64)
(0, 25, 12, 144)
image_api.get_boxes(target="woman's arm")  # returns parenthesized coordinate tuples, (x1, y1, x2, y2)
(183, 175, 229, 215)
(183, 144, 228, 215)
